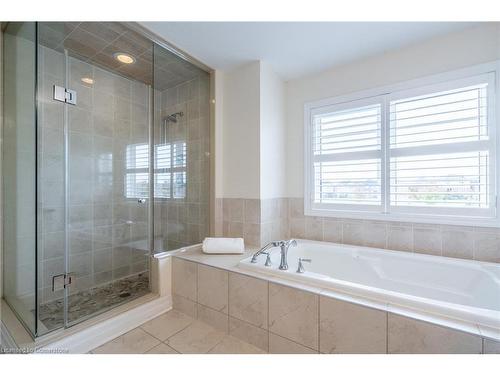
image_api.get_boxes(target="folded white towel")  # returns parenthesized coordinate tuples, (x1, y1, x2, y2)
(202, 237, 245, 254)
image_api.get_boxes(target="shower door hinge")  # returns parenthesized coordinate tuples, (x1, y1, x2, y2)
(52, 273, 73, 292)
(53, 85, 77, 105)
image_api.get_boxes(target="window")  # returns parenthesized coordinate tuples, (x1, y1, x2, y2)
(311, 97, 384, 212)
(305, 69, 497, 225)
(126, 142, 187, 200)
(126, 144, 149, 198)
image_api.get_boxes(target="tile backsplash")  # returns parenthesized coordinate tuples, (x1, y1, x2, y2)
(216, 197, 500, 263)
(215, 198, 288, 246)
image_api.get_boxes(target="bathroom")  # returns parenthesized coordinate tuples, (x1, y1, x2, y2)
(1, 2, 500, 373)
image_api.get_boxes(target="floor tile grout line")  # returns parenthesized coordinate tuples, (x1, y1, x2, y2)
(227, 313, 317, 352)
(150, 341, 181, 354)
(160, 318, 195, 343)
(268, 331, 319, 353)
(138, 326, 162, 345)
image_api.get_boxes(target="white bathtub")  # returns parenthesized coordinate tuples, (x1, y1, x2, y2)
(239, 239, 500, 329)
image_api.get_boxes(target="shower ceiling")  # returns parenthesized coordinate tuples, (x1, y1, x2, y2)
(38, 22, 205, 90)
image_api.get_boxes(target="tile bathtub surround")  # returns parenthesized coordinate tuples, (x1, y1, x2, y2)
(387, 314, 482, 354)
(483, 338, 500, 354)
(319, 296, 386, 354)
(268, 283, 319, 350)
(172, 257, 197, 301)
(216, 197, 500, 263)
(286, 197, 500, 263)
(171, 253, 497, 354)
(217, 198, 289, 247)
(197, 264, 228, 313)
(228, 272, 268, 329)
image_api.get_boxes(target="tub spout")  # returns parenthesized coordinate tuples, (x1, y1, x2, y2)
(251, 241, 281, 263)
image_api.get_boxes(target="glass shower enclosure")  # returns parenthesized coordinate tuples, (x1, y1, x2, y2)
(2, 22, 211, 337)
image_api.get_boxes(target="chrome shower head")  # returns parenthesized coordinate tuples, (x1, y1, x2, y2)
(164, 111, 184, 124)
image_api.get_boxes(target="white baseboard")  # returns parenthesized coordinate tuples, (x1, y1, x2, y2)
(38, 295, 172, 354)
(1, 321, 18, 350)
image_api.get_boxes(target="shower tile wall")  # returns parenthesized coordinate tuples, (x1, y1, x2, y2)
(38, 45, 150, 304)
(154, 76, 210, 252)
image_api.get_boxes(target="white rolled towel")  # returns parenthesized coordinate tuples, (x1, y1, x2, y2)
(202, 237, 245, 254)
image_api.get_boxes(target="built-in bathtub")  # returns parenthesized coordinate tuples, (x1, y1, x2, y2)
(239, 239, 500, 331)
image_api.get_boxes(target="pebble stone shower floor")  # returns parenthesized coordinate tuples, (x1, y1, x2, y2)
(37, 273, 150, 330)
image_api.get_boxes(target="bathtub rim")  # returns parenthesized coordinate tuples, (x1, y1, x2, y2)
(238, 238, 500, 339)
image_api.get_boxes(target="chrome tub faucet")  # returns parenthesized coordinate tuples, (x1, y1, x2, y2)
(251, 239, 297, 270)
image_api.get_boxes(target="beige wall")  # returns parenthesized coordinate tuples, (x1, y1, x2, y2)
(285, 23, 500, 197)
(222, 62, 261, 199)
(219, 61, 287, 201)
(216, 61, 288, 244)
(215, 23, 500, 256)
(260, 61, 286, 200)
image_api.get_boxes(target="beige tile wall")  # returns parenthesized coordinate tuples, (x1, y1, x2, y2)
(216, 197, 288, 247)
(172, 257, 495, 353)
(216, 196, 500, 262)
(287, 197, 500, 263)
(219, 198, 500, 262)
(387, 314, 482, 354)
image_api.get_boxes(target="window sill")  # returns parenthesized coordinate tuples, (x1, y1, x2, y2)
(304, 206, 500, 228)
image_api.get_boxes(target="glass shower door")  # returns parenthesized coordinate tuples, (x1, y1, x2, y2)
(2, 22, 38, 336)
(63, 34, 153, 326)
(36, 22, 153, 330)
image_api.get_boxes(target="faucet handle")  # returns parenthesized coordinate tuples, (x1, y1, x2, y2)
(265, 253, 272, 267)
(296, 258, 312, 273)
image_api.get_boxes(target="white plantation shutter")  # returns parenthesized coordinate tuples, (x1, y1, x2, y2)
(310, 98, 384, 211)
(155, 144, 172, 198)
(388, 76, 495, 217)
(126, 141, 187, 199)
(305, 70, 497, 224)
(126, 144, 149, 198)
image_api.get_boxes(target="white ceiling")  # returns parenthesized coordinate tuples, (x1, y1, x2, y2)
(141, 22, 477, 81)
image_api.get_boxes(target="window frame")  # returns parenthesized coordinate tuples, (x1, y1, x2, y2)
(304, 62, 500, 227)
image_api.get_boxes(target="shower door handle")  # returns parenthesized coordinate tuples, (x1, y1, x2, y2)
(52, 273, 73, 292)
(138, 199, 146, 204)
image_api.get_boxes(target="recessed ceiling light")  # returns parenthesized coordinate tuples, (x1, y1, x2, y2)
(81, 77, 94, 85)
(113, 52, 135, 64)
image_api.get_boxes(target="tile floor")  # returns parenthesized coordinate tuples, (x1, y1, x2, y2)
(91, 309, 266, 354)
